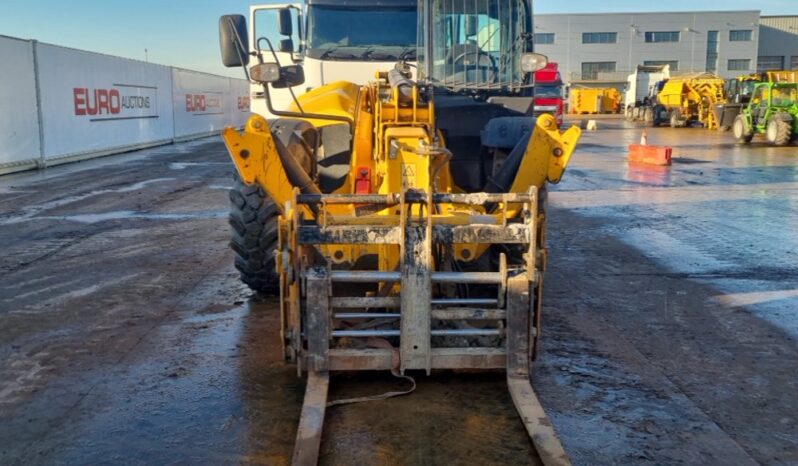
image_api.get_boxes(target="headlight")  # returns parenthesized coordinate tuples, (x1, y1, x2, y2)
(250, 63, 281, 83)
(521, 53, 548, 73)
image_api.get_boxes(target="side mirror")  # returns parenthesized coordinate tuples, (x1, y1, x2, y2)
(464, 16, 478, 37)
(250, 63, 305, 89)
(280, 39, 294, 53)
(279, 8, 293, 36)
(219, 15, 249, 67)
(273, 65, 305, 89)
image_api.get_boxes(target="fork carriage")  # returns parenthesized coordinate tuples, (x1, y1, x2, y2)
(284, 189, 542, 373)
(278, 187, 569, 465)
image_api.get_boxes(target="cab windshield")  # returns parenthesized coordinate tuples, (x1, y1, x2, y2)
(771, 85, 798, 107)
(534, 85, 562, 98)
(305, 5, 418, 61)
(418, 0, 530, 92)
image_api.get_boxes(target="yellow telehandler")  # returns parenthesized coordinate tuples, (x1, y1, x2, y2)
(218, 1, 580, 464)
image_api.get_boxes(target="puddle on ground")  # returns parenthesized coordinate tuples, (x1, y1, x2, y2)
(40, 296, 542, 465)
(0, 178, 177, 225)
(169, 162, 229, 170)
(17, 210, 229, 224)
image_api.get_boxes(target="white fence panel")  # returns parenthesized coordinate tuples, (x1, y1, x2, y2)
(0, 36, 41, 173)
(1, 36, 252, 175)
(36, 44, 174, 161)
(172, 68, 243, 139)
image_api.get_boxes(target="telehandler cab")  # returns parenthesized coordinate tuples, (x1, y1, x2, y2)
(218, 1, 580, 464)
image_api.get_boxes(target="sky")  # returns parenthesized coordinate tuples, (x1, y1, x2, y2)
(1, 0, 797, 78)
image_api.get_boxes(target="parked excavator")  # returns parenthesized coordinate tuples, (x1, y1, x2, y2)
(218, 1, 580, 464)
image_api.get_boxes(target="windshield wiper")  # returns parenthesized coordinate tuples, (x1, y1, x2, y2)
(319, 47, 358, 60)
(360, 46, 397, 60)
(399, 47, 417, 61)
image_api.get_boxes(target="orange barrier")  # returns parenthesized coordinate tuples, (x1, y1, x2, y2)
(628, 144, 672, 166)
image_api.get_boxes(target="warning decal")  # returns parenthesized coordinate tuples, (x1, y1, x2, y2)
(401, 163, 416, 188)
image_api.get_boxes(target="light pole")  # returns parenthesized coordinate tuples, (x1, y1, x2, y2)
(144, 48, 148, 62)
(629, 24, 638, 74)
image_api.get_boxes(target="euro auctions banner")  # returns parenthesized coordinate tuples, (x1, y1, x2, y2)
(228, 78, 251, 128)
(172, 68, 250, 139)
(36, 43, 174, 160)
(72, 85, 158, 120)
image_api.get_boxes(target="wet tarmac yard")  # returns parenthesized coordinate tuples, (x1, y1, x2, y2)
(1, 120, 797, 465)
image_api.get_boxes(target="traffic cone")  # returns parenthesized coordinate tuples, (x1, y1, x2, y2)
(640, 129, 648, 146)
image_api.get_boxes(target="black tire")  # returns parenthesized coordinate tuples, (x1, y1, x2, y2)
(766, 117, 793, 146)
(733, 115, 753, 144)
(670, 109, 682, 128)
(229, 176, 280, 295)
(644, 107, 655, 126)
(650, 105, 664, 127)
(227, 118, 318, 295)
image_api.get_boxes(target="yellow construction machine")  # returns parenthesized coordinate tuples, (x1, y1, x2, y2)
(655, 72, 727, 129)
(218, 1, 580, 464)
(569, 87, 621, 114)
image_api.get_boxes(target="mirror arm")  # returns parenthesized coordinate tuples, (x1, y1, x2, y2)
(258, 36, 306, 114)
(227, 16, 251, 82)
(258, 36, 284, 68)
(249, 17, 353, 135)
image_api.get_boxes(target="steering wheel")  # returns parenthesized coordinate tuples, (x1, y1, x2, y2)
(453, 49, 498, 83)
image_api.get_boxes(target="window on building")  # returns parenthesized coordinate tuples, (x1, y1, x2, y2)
(706, 31, 719, 72)
(534, 33, 554, 45)
(729, 30, 752, 41)
(645, 31, 680, 43)
(758, 56, 785, 72)
(728, 59, 752, 71)
(644, 60, 679, 71)
(581, 61, 616, 80)
(582, 32, 617, 44)
(791, 56, 798, 69)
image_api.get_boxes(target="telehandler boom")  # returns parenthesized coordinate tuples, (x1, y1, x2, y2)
(218, 1, 580, 464)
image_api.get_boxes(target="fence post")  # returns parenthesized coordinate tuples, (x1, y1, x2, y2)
(31, 39, 47, 169)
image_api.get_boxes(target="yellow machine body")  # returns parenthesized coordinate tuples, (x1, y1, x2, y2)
(763, 70, 798, 83)
(657, 72, 727, 129)
(221, 66, 580, 466)
(223, 75, 580, 277)
(569, 88, 621, 114)
(217, 0, 581, 460)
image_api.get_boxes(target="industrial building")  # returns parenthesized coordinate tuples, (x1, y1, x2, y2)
(533, 10, 798, 86)
(759, 16, 798, 71)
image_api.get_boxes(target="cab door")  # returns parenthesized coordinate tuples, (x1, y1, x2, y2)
(750, 86, 769, 127)
(249, 4, 304, 116)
